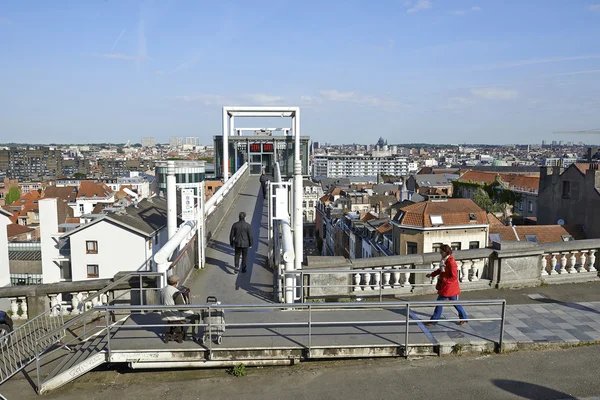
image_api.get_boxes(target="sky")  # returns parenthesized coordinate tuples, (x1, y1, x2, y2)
(1, 0, 599, 145)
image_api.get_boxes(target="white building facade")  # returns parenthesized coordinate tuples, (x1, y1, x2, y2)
(313, 155, 409, 178)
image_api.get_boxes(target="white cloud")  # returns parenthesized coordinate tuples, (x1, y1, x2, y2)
(91, 53, 150, 61)
(540, 69, 600, 78)
(405, 0, 432, 13)
(240, 93, 284, 105)
(318, 89, 406, 108)
(471, 88, 518, 100)
(589, 4, 600, 11)
(476, 55, 600, 70)
(175, 93, 284, 106)
(442, 97, 476, 110)
(451, 6, 482, 15)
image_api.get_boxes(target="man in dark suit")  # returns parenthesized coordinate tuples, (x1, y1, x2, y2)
(259, 170, 269, 199)
(229, 211, 253, 274)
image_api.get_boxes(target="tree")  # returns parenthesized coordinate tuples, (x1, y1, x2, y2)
(5, 186, 20, 205)
(74, 172, 87, 179)
(472, 187, 504, 213)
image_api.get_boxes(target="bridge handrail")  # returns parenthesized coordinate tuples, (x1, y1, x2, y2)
(205, 162, 248, 217)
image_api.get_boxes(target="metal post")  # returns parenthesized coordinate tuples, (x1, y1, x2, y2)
(105, 309, 111, 359)
(166, 160, 177, 240)
(222, 108, 229, 182)
(139, 274, 144, 307)
(36, 339, 41, 391)
(293, 110, 303, 277)
(499, 300, 506, 353)
(229, 114, 235, 176)
(404, 304, 410, 358)
(308, 304, 312, 357)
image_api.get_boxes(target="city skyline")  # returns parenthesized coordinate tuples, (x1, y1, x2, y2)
(1, 1, 599, 144)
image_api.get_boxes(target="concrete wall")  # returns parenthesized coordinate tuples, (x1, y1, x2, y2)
(173, 234, 198, 285)
(40, 198, 62, 284)
(9, 260, 43, 275)
(538, 166, 600, 238)
(69, 220, 151, 281)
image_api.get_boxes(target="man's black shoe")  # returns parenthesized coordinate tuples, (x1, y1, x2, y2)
(242, 268, 247, 273)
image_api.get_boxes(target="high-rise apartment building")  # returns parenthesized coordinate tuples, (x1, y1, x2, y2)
(185, 137, 199, 146)
(169, 137, 184, 148)
(312, 155, 409, 178)
(141, 137, 156, 148)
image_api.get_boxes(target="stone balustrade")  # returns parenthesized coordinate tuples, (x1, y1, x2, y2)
(304, 239, 600, 300)
(0, 271, 159, 319)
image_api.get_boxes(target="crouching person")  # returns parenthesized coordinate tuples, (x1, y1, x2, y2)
(160, 274, 188, 343)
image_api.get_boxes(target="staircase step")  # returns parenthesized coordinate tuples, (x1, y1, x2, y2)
(45, 333, 107, 380)
(39, 351, 107, 395)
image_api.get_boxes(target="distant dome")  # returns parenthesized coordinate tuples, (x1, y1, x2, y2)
(376, 137, 385, 147)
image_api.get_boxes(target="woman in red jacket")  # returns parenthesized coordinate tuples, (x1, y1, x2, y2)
(425, 244, 468, 326)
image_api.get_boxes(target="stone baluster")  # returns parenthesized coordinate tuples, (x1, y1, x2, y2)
(403, 268, 411, 287)
(70, 292, 80, 315)
(382, 267, 392, 289)
(549, 254, 558, 275)
(567, 253, 577, 274)
(459, 260, 469, 283)
(372, 268, 381, 290)
(18, 297, 28, 320)
(9, 298, 20, 320)
(558, 253, 568, 274)
(541, 256, 548, 276)
(392, 269, 401, 287)
(80, 291, 92, 311)
(353, 273, 361, 291)
(49, 294, 59, 316)
(578, 251, 588, 273)
(100, 293, 109, 305)
(362, 271, 372, 291)
(588, 250, 597, 272)
(431, 262, 440, 288)
(470, 259, 479, 281)
(90, 291, 100, 307)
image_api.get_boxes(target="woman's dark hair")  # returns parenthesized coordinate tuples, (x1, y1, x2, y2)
(440, 244, 452, 255)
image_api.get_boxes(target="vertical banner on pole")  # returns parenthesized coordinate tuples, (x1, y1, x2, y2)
(181, 188, 195, 221)
(274, 187, 288, 220)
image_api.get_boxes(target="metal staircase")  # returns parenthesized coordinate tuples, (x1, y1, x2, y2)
(0, 271, 161, 394)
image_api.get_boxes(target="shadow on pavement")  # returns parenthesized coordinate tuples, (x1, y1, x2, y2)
(533, 298, 600, 315)
(491, 379, 575, 399)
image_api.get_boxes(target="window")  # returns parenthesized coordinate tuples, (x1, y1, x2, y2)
(490, 233, 502, 243)
(525, 235, 538, 243)
(519, 201, 523, 211)
(451, 242, 462, 251)
(430, 215, 443, 226)
(309, 201, 314, 208)
(86, 241, 98, 254)
(87, 264, 99, 278)
(79, 204, 85, 214)
(155, 234, 159, 245)
(562, 181, 571, 198)
(561, 234, 574, 242)
(469, 213, 476, 221)
(432, 242, 443, 253)
(469, 241, 480, 249)
(407, 242, 418, 254)
(528, 201, 533, 213)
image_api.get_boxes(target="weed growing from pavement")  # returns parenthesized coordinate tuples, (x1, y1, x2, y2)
(451, 344, 464, 355)
(229, 363, 247, 377)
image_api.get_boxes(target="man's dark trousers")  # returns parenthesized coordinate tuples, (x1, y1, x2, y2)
(234, 247, 249, 273)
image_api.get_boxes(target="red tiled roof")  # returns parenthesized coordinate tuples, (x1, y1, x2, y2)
(7, 223, 34, 238)
(43, 186, 78, 202)
(487, 213, 504, 226)
(376, 221, 392, 234)
(2, 191, 41, 224)
(573, 163, 591, 175)
(489, 224, 587, 243)
(77, 181, 113, 198)
(397, 199, 488, 228)
(361, 212, 378, 222)
(458, 170, 539, 193)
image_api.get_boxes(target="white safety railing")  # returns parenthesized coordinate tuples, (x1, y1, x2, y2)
(205, 163, 248, 217)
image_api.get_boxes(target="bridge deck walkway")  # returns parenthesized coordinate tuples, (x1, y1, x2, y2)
(186, 178, 274, 305)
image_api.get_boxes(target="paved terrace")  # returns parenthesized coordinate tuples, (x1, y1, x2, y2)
(105, 176, 600, 357)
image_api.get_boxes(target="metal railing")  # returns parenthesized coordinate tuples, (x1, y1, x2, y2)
(205, 163, 248, 217)
(94, 298, 507, 360)
(0, 305, 64, 385)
